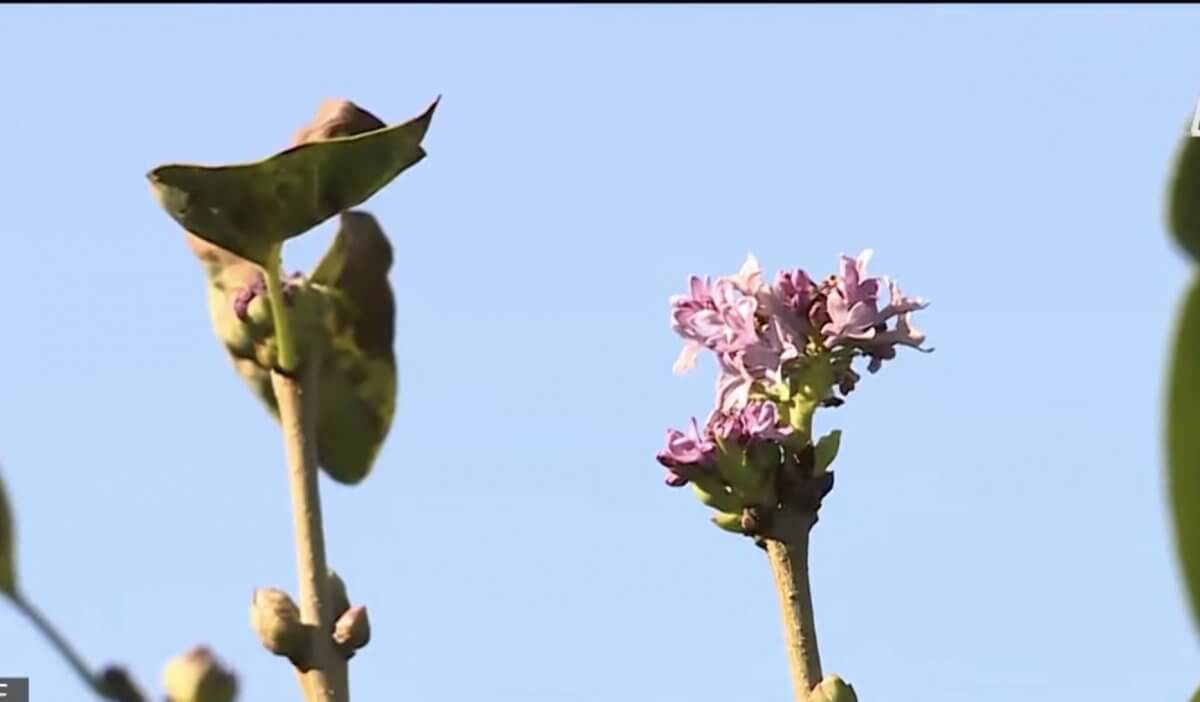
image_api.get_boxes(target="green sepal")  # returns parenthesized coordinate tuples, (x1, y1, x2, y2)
(711, 511, 746, 534)
(690, 476, 744, 514)
(712, 435, 762, 501)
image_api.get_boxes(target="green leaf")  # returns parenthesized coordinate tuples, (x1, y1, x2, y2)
(310, 212, 398, 485)
(1167, 276, 1200, 633)
(1170, 128, 1200, 264)
(813, 430, 843, 475)
(193, 212, 399, 485)
(148, 97, 438, 266)
(0, 469, 16, 596)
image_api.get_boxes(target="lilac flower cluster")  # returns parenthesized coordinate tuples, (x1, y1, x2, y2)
(233, 271, 306, 322)
(658, 400, 793, 488)
(657, 251, 929, 492)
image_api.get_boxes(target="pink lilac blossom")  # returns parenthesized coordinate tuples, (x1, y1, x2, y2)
(709, 400, 793, 446)
(657, 402, 792, 488)
(670, 251, 929, 402)
(655, 418, 717, 487)
(658, 250, 930, 486)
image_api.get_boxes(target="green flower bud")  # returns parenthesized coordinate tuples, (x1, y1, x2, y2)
(250, 588, 307, 660)
(97, 665, 148, 701)
(327, 569, 350, 623)
(333, 605, 371, 657)
(162, 646, 237, 702)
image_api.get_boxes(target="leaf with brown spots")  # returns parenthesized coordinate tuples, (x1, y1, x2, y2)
(309, 211, 398, 484)
(148, 97, 438, 266)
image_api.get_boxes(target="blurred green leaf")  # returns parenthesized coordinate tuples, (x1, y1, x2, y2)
(1167, 276, 1200, 633)
(148, 97, 438, 266)
(1169, 129, 1200, 263)
(0, 469, 16, 596)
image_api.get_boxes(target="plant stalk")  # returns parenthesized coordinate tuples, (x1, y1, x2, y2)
(764, 510, 823, 701)
(12, 592, 98, 691)
(265, 246, 298, 373)
(10, 592, 142, 700)
(266, 252, 348, 701)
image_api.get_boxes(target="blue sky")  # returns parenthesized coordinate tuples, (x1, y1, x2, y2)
(0, 5, 1197, 701)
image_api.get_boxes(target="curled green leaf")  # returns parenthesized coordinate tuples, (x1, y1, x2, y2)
(176, 95, 412, 485)
(148, 97, 438, 266)
(308, 211, 398, 484)
(0, 469, 15, 596)
(1167, 276, 1200, 633)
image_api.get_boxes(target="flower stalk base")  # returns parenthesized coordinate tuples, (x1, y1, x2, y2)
(764, 509, 823, 702)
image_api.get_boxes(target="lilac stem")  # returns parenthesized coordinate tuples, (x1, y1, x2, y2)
(271, 359, 348, 701)
(764, 510, 823, 700)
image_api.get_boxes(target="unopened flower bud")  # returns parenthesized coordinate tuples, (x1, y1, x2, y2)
(291, 99, 386, 146)
(250, 588, 307, 660)
(232, 288, 255, 322)
(97, 665, 147, 702)
(327, 569, 350, 622)
(809, 674, 858, 702)
(162, 646, 237, 702)
(333, 604, 371, 655)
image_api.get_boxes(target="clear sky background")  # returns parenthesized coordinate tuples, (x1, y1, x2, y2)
(0, 5, 1197, 702)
